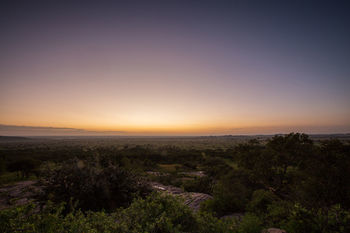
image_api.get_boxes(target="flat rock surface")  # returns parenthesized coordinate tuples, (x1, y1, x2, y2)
(150, 181, 212, 211)
(263, 228, 287, 233)
(0, 180, 42, 210)
(178, 192, 212, 211)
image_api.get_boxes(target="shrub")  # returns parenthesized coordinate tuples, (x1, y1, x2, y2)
(237, 213, 263, 233)
(0, 202, 120, 233)
(247, 189, 277, 214)
(116, 192, 236, 233)
(116, 192, 198, 232)
(182, 176, 213, 194)
(7, 159, 40, 178)
(0, 194, 238, 233)
(42, 158, 151, 211)
(281, 204, 350, 233)
(201, 169, 253, 216)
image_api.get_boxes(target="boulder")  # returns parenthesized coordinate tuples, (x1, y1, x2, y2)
(263, 228, 287, 233)
(150, 181, 212, 211)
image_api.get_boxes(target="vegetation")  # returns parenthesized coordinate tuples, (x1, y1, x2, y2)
(0, 194, 237, 233)
(41, 158, 151, 211)
(0, 133, 349, 232)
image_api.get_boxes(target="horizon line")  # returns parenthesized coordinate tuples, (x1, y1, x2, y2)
(1, 123, 350, 137)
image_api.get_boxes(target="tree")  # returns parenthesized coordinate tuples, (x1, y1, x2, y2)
(7, 159, 39, 178)
(42, 158, 151, 211)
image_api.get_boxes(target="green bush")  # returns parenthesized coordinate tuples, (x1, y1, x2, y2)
(154, 172, 183, 187)
(0, 193, 239, 233)
(112, 192, 239, 233)
(116, 192, 197, 232)
(247, 189, 277, 214)
(201, 169, 253, 216)
(0, 201, 120, 233)
(280, 204, 350, 233)
(7, 159, 40, 178)
(42, 158, 151, 211)
(237, 213, 263, 233)
(182, 176, 213, 194)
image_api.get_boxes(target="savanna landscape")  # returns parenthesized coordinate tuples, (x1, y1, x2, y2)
(1, 1, 350, 232)
(1, 134, 350, 232)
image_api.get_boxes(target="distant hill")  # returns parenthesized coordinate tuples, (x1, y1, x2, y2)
(0, 136, 31, 141)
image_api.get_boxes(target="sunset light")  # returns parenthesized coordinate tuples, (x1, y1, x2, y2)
(1, 1, 349, 136)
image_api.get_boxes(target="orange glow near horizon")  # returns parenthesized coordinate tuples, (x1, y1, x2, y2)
(1, 2, 350, 136)
(1, 66, 348, 135)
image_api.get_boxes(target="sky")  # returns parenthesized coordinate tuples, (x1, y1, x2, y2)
(1, 1, 350, 136)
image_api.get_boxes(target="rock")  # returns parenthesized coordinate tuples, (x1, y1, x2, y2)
(178, 192, 212, 212)
(263, 228, 287, 233)
(179, 171, 206, 177)
(150, 182, 183, 194)
(0, 180, 42, 210)
(221, 213, 245, 221)
(150, 181, 212, 211)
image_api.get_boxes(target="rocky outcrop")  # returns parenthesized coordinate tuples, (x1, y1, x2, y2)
(179, 171, 206, 177)
(178, 192, 212, 211)
(0, 181, 42, 210)
(262, 228, 287, 233)
(150, 182, 212, 211)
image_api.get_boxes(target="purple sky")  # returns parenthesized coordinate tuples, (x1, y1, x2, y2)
(1, 1, 349, 136)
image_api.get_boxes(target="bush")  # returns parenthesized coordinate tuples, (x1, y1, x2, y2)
(247, 189, 277, 214)
(258, 201, 350, 233)
(280, 204, 350, 233)
(182, 176, 213, 194)
(202, 157, 232, 178)
(154, 172, 183, 187)
(42, 158, 151, 211)
(115, 192, 198, 232)
(116, 192, 237, 233)
(7, 159, 40, 178)
(201, 169, 253, 216)
(237, 213, 263, 233)
(0, 193, 238, 233)
(0, 202, 120, 233)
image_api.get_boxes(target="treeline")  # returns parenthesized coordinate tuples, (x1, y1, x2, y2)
(200, 133, 350, 232)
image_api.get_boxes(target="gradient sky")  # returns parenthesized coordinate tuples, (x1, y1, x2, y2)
(1, 1, 350, 136)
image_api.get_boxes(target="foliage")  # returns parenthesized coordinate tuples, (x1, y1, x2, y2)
(7, 159, 40, 178)
(0, 193, 238, 233)
(42, 158, 151, 211)
(153, 171, 183, 187)
(277, 203, 350, 233)
(201, 169, 253, 216)
(0, 201, 120, 233)
(116, 192, 198, 232)
(182, 176, 213, 194)
(235, 133, 313, 197)
(237, 213, 263, 233)
(296, 139, 350, 209)
(247, 189, 277, 214)
(1, 133, 350, 232)
(202, 156, 232, 178)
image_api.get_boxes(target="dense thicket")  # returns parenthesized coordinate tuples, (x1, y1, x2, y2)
(202, 133, 350, 232)
(41, 158, 151, 211)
